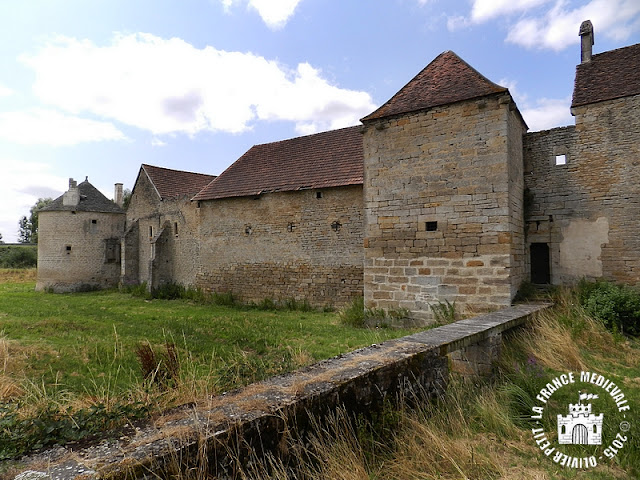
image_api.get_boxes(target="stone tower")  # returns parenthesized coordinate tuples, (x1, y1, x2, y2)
(36, 178, 125, 292)
(361, 51, 527, 321)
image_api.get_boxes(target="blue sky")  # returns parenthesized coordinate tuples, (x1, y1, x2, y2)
(0, 0, 639, 242)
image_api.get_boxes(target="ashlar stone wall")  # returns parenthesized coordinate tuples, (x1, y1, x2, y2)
(524, 94, 640, 285)
(196, 185, 363, 307)
(363, 94, 527, 321)
(36, 211, 125, 292)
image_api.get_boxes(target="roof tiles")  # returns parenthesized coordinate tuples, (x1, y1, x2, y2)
(362, 51, 507, 122)
(572, 43, 640, 108)
(142, 164, 216, 200)
(193, 126, 363, 201)
(40, 180, 124, 214)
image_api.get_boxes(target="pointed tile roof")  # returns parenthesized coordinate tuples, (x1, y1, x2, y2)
(40, 180, 124, 214)
(193, 126, 363, 201)
(140, 164, 216, 200)
(572, 43, 640, 108)
(362, 51, 507, 122)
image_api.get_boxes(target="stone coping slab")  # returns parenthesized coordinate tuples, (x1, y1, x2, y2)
(11, 303, 549, 480)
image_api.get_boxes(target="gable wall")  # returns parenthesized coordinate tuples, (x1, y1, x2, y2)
(196, 185, 363, 307)
(363, 94, 524, 321)
(125, 172, 202, 288)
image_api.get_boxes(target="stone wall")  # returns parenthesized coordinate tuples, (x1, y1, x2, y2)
(524, 94, 640, 285)
(363, 93, 526, 321)
(196, 185, 363, 307)
(36, 211, 125, 292)
(125, 173, 202, 288)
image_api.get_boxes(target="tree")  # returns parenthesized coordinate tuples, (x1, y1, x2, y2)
(0, 232, 3, 244)
(122, 188, 132, 210)
(18, 198, 53, 244)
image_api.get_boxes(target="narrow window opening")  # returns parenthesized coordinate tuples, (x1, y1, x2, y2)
(66, 245, 72, 254)
(149, 226, 153, 238)
(316, 191, 323, 199)
(426, 221, 438, 232)
(174, 222, 179, 235)
(555, 154, 567, 166)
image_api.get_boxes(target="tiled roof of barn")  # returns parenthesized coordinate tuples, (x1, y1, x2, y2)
(142, 164, 217, 200)
(40, 180, 124, 213)
(192, 126, 363, 201)
(572, 43, 640, 108)
(361, 51, 507, 122)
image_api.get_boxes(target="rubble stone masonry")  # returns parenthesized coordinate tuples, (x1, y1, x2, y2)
(196, 185, 363, 307)
(524, 94, 640, 285)
(363, 94, 526, 320)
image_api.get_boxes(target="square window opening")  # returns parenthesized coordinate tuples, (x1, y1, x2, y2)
(555, 154, 567, 166)
(66, 245, 72, 254)
(316, 192, 323, 199)
(426, 221, 438, 232)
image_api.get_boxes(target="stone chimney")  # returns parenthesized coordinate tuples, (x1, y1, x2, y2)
(580, 20, 594, 64)
(63, 178, 80, 207)
(114, 183, 124, 207)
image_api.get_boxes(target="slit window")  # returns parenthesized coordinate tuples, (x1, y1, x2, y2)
(426, 221, 438, 232)
(149, 226, 153, 238)
(174, 222, 179, 235)
(555, 154, 567, 166)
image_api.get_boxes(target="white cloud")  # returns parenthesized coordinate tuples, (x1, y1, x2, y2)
(0, 161, 67, 243)
(470, 0, 552, 23)
(220, 0, 303, 29)
(451, 0, 640, 51)
(506, 0, 640, 50)
(501, 78, 573, 130)
(0, 83, 12, 97)
(0, 109, 127, 146)
(21, 33, 375, 137)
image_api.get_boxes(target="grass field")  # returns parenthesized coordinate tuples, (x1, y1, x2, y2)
(0, 269, 421, 460)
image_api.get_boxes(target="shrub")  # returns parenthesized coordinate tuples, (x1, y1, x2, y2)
(339, 296, 366, 327)
(578, 280, 640, 336)
(0, 245, 37, 268)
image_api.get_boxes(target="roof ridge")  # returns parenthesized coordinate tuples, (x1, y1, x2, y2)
(250, 124, 362, 149)
(142, 163, 215, 177)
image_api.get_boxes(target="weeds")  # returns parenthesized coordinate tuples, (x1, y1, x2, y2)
(430, 299, 456, 324)
(338, 296, 410, 328)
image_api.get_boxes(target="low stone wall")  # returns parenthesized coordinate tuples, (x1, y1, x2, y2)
(13, 304, 548, 480)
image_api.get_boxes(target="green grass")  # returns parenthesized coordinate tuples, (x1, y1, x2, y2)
(0, 274, 416, 405)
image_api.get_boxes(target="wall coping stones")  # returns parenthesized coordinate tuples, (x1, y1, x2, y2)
(12, 303, 549, 480)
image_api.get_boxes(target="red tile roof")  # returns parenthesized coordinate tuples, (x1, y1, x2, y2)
(362, 51, 507, 122)
(193, 126, 363, 201)
(141, 164, 216, 200)
(572, 43, 640, 108)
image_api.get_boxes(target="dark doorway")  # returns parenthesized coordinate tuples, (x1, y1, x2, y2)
(530, 243, 550, 284)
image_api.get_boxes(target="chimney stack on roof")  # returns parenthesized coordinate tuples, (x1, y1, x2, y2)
(580, 20, 594, 64)
(63, 178, 80, 207)
(114, 183, 124, 208)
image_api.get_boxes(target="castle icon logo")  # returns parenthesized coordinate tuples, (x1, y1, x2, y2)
(557, 392, 603, 445)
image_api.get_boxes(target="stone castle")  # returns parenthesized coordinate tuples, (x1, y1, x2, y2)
(36, 22, 640, 321)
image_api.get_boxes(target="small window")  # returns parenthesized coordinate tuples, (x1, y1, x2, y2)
(245, 225, 253, 235)
(174, 222, 179, 236)
(331, 221, 341, 232)
(287, 222, 295, 232)
(66, 245, 72, 254)
(316, 192, 323, 199)
(555, 154, 566, 166)
(149, 226, 153, 238)
(426, 221, 438, 232)
(91, 219, 97, 224)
